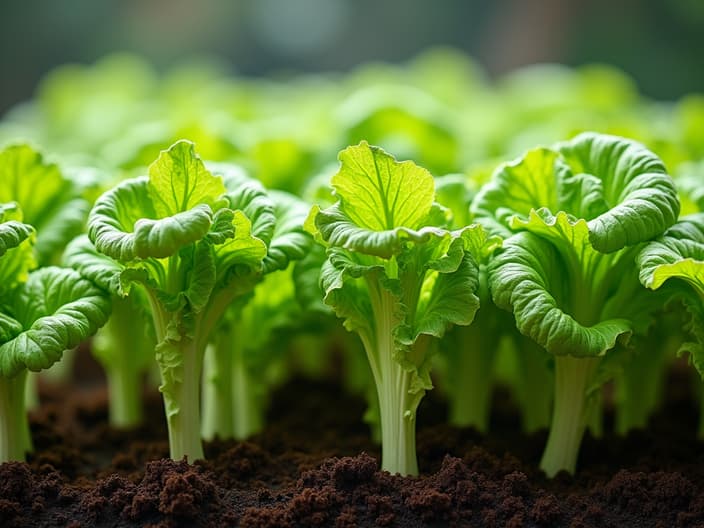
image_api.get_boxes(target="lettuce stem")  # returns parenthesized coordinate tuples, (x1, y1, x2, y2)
(512, 336, 552, 433)
(0, 371, 31, 462)
(366, 280, 420, 476)
(448, 323, 495, 431)
(231, 341, 263, 439)
(98, 298, 148, 428)
(147, 288, 205, 462)
(160, 336, 204, 462)
(540, 355, 599, 477)
(106, 361, 143, 429)
(201, 340, 234, 440)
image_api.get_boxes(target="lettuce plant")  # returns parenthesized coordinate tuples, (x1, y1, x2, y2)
(306, 142, 498, 475)
(0, 203, 110, 462)
(474, 133, 680, 476)
(81, 140, 277, 462)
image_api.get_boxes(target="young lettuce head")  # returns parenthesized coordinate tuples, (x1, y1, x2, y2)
(0, 203, 110, 462)
(306, 141, 499, 476)
(81, 140, 274, 462)
(474, 132, 680, 476)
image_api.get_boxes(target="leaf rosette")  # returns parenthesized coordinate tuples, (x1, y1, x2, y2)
(306, 141, 499, 475)
(475, 133, 680, 357)
(474, 132, 680, 476)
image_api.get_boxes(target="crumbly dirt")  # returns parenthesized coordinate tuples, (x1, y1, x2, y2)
(1, 352, 703, 527)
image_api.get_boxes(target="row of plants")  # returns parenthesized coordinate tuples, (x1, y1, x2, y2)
(0, 52, 702, 481)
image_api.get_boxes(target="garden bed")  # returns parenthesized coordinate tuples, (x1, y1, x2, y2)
(2, 351, 703, 528)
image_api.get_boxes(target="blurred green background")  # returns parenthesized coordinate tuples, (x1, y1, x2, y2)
(2, 0, 703, 114)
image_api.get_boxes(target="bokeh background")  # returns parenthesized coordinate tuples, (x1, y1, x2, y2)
(2, 0, 704, 114)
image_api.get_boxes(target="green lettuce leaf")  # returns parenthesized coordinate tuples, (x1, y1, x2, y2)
(0, 204, 36, 294)
(0, 145, 89, 264)
(473, 133, 680, 251)
(0, 267, 111, 377)
(263, 190, 312, 274)
(148, 140, 227, 217)
(490, 232, 632, 357)
(638, 214, 704, 293)
(637, 214, 704, 374)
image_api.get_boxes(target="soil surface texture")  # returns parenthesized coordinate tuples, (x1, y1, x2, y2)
(1, 355, 703, 528)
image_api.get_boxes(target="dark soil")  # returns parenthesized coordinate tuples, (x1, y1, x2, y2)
(2, 353, 704, 527)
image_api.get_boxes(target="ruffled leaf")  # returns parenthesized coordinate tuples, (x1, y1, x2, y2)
(472, 133, 680, 253)
(0, 267, 111, 377)
(489, 232, 633, 357)
(88, 177, 215, 261)
(637, 214, 704, 293)
(558, 133, 680, 253)
(319, 251, 377, 340)
(331, 141, 435, 232)
(0, 313, 22, 344)
(63, 235, 126, 296)
(637, 214, 704, 376)
(213, 163, 276, 246)
(397, 247, 480, 347)
(212, 211, 267, 287)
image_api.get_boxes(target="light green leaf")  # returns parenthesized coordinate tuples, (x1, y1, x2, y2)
(132, 205, 214, 259)
(0, 145, 68, 229)
(238, 267, 301, 365)
(675, 163, 704, 214)
(148, 140, 227, 217)
(182, 240, 216, 313)
(213, 210, 267, 287)
(434, 174, 474, 229)
(309, 202, 450, 259)
(0, 204, 36, 292)
(0, 204, 34, 258)
(34, 197, 90, 265)
(332, 141, 435, 232)
(0, 145, 87, 265)
(292, 244, 330, 315)
(397, 249, 480, 346)
(0, 314, 22, 343)
(0, 267, 111, 377)
(319, 252, 377, 341)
